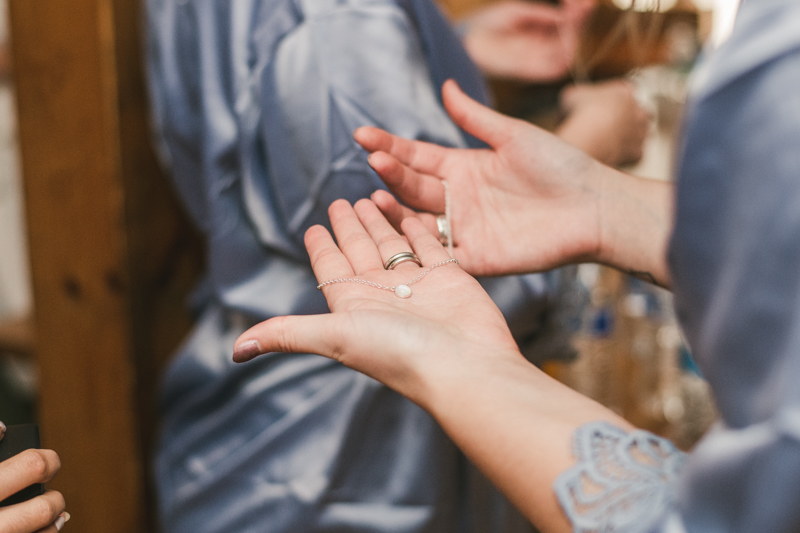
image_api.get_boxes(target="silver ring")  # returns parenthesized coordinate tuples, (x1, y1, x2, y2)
(384, 252, 422, 270)
(436, 215, 450, 245)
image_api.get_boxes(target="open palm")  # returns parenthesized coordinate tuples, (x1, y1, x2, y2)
(354, 80, 606, 278)
(234, 199, 521, 405)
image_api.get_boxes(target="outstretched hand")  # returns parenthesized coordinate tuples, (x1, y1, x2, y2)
(354, 79, 610, 278)
(233, 199, 522, 406)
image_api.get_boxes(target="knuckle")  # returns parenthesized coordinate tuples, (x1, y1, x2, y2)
(28, 496, 57, 525)
(51, 491, 66, 511)
(411, 233, 437, 253)
(273, 317, 299, 354)
(377, 233, 405, 248)
(310, 246, 340, 270)
(20, 449, 50, 479)
(340, 232, 370, 248)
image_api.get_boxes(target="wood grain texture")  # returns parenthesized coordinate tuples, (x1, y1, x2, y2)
(8, 1, 202, 531)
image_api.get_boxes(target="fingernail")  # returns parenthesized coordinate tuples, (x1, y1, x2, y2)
(0, 421, 6, 438)
(54, 512, 70, 531)
(233, 340, 263, 363)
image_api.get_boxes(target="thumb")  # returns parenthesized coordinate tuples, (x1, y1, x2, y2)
(233, 314, 346, 363)
(442, 79, 517, 148)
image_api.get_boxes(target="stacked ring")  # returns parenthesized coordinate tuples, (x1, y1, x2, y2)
(384, 252, 422, 270)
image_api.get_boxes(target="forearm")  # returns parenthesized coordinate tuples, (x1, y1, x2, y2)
(417, 347, 633, 533)
(596, 168, 673, 288)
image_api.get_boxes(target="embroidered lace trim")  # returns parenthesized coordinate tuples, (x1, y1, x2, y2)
(553, 421, 686, 533)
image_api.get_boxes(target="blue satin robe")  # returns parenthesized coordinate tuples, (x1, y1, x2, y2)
(146, 0, 569, 531)
(665, 0, 800, 530)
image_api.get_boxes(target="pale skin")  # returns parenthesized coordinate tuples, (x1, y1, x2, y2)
(459, 0, 595, 83)
(0, 424, 69, 533)
(233, 81, 673, 531)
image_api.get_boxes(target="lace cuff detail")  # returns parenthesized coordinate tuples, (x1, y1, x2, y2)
(554, 421, 686, 532)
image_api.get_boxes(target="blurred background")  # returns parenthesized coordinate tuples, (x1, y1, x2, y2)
(0, 0, 740, 531)
(0, 0, 34, 426)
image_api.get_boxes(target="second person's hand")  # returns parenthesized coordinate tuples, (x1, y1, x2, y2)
(354, 79, 612, 278)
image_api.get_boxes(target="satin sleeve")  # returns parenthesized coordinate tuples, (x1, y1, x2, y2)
(245, 0, 470, 253)
(667, 0, 800, 531)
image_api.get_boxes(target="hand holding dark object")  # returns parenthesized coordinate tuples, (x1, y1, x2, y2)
(0, 422, 69, 533)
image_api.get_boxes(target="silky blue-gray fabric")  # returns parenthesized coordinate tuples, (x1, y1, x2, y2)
(668, 0, 800, 530)
(146, 0, 564, 531)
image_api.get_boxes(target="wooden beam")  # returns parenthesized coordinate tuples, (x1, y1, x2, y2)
(8, 1, 202, 531)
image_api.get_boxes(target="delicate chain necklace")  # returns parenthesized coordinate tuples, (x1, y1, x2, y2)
(317, 258, 458, 299)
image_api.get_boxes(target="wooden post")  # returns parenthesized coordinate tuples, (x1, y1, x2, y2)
(8, 1, 203, 531)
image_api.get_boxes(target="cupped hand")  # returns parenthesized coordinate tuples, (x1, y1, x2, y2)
(354, 79, 609, 278)
(0, 425, 68, 533)
(459, 0, 595, 83)
(233, 199, 522, 406)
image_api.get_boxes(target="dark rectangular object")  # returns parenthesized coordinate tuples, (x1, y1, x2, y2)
(0, 424, 45, 507)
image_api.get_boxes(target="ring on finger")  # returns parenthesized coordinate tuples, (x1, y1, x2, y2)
(384, 252, 422, 270)
(436, 215, 451, 245)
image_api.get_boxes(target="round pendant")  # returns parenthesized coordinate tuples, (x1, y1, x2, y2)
(394, 285, 412, 298)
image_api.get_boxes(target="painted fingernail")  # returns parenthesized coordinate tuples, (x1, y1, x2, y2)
(54, 512, 70, 531)
(233, 340, 263, 363)
(0, 421, 6, 439)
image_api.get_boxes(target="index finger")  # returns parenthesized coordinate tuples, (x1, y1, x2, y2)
(0, 449, 61, 501)
(366, 151, 447, 214)
(304, 225, 355, 285)
(354, 126, 450, 177)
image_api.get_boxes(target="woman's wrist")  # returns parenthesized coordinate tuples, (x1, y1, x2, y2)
(411, 340, 525, 414)
(596, 168, 673, 287)
(415, 342, 633, 532)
